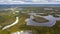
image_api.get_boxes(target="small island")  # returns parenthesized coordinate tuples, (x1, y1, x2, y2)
(53, 15, 60, 17)
(50, 13, 60, 17)
(32, 16, 49, 23)
(36, 13, 48, 16)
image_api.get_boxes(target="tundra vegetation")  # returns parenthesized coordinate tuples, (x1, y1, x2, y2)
(0, 7, 60, 34)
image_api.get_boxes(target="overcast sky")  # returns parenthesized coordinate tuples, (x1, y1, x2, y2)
(0, 0, 60, 4)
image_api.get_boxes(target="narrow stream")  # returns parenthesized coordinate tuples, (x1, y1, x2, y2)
(2, 17, 19, 30)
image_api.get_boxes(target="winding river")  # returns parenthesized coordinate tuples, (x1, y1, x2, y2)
(2, 17, 19, 30)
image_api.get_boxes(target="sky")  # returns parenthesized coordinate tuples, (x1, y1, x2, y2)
(0, 0, 60, 4)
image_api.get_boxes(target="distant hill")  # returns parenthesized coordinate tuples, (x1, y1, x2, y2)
(0, 4, 60, 8)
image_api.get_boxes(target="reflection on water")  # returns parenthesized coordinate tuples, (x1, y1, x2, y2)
(26, 15, 56, 27)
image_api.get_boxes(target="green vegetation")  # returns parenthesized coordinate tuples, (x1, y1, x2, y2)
(0, 7, 60, 34)
(53, 15, 59, 17)
(37, 14, 48, 16)
(0, 12, 16, 29)
(50, 13, 60, 17)
(1, 14, 59, 34)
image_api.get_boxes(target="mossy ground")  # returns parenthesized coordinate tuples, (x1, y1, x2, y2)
(0, 7, 60, 34)
(0, 13, 60, 34)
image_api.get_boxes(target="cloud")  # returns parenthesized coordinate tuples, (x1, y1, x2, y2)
(0, 0, 26, 4)
(0, 0, 60, 4)
(32, 0, 41, 2)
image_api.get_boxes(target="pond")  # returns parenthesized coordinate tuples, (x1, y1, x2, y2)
(26, 15, 56, 27)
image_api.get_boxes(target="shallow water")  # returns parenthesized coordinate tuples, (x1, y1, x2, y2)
(26, 15, 56, 27)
